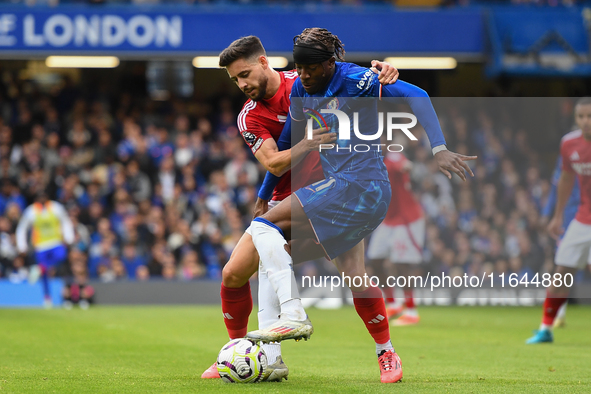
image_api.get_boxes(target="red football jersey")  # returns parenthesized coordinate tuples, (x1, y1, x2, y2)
(561, 129, 591, 224)
(238, 70, 323, 201)
(382, 152, 423, 226)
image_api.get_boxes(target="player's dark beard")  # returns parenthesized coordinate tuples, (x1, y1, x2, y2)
(251, 75, 268, 102)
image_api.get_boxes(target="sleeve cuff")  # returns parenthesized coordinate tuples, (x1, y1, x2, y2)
(432, 145, 447, 155)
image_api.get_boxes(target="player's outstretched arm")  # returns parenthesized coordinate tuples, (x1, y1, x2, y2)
(548, 169, 576, 240)
(433, 149, 477, 182)
(255, 139, 294, 177)
(370, 60, 399, 85)
(381, 81, 477, 181)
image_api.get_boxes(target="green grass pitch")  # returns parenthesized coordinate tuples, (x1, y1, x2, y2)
(0, 305, 589, 393)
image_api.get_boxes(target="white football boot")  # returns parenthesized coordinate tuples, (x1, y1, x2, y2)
(262, 355, 289, 382)
(246, 316, 313, 343)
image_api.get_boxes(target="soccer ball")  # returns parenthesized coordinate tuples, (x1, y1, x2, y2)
(216, 338, 267, 383)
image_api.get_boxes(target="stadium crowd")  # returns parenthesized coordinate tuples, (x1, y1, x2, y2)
(0, 70, 588, 287)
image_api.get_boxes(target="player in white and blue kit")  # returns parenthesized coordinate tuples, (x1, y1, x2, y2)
(16, 192, 74, 308)
(246, 28, 476, 383)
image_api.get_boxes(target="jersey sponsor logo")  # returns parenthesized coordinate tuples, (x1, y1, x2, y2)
(242, 131, 257, 146)
(570, 151, 580, 161)
(571, 162, 591, 175)
(251, 137, 264, 153)
(356, 69, 375, 91)
(277, 115, 287, 123)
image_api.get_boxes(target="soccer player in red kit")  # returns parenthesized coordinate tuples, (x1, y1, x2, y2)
(366, 152, 425, 326)
(527, 97, 591, 344)
(201, 35, 399, 380)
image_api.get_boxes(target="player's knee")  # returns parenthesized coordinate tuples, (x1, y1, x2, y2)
(222, 263, 248, 288)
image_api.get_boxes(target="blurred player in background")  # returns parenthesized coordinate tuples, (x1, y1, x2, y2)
(527, 97, 591, 344)
(200, 35, 399, 381)
(539, 155, 581, 328)
(16, 191, 75, 308)
(367, 151, 425, 326)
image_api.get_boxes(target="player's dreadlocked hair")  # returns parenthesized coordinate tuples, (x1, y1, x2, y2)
(294, 28, 346, 61)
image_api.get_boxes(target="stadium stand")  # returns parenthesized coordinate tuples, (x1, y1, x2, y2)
(0, 71, 589, 289)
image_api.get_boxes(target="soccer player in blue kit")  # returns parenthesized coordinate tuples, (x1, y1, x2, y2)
(246, 28, 476, 383)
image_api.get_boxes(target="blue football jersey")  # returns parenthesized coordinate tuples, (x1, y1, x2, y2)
(290, 62, 389, 183)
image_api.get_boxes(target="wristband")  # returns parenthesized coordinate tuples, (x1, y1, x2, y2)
(432, 145, 448, 155)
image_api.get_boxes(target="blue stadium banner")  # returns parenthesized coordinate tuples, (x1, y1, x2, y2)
(0, 6, 484, 57)
(0, 9, 184, 53)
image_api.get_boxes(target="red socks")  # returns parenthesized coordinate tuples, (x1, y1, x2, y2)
(220, 282, 253, 339)
(542, 292, 567, 326)
(353, 286, 391, 344)
(383, 287, 395, 304)
(403, 289, 415, 309)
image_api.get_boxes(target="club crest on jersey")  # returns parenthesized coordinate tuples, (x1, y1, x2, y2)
(326, 98, 339, 110)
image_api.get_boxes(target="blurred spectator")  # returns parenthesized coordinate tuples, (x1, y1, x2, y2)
(126, 159, 151, 202)
(0, 217, 17, 276)
(121, 243, 148, 279)
(63, 253, 95, 310)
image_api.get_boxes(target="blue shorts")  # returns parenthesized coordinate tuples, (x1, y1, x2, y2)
(35, 245, 67, 268)
(294, 177, 391, 260)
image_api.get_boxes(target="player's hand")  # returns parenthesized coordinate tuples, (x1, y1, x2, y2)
(253, 198, 269, 219)
(304, 126, 337, 151)
(370, 60, 399, 85)
(547, 215, 564, 240)
(434, 149, 477, 182)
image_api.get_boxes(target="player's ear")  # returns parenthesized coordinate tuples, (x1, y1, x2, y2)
(259, 55, 269, 69)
